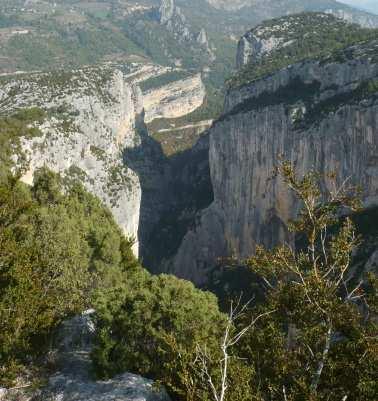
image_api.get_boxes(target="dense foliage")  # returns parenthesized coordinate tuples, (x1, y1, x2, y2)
(228, 13, 378, 88)
(92, 272, 228, 400)
(91, 163, 378, 401)
(0, 166, 139, 385)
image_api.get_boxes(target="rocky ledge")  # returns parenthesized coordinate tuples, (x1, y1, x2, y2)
(1, 312, 169, 401)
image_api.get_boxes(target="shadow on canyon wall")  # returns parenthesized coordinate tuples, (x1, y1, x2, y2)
(123, 111, 214, 273)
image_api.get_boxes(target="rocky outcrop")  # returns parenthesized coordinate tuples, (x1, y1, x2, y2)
(159, 0, 176, 25)
(158, 0, 195, 42)
(30, 311, 170, 401)
(0, 67, 143, 254)
(170, 39, 378, 285)
(142, 74, 206, 123)
(37, 373, 169, 401)
(236, 30, 284, 69)
(157, 0, 213, 59)
(235, 12, 373, 70)
(205, 0, 378, 28)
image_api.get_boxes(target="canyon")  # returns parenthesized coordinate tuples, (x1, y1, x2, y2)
(0, 63, 207, 258)
(2, 12, 378, 286)
(1, 4, 378, 400)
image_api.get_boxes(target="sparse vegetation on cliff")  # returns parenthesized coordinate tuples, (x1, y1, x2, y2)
(0, 108, 45, 179)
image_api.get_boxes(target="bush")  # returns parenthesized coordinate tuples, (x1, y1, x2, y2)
(91, 272, 228, 400)
(0, 168, 138, 385)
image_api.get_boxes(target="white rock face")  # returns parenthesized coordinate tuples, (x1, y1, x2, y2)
(0, 67, 142, 254)
(0, 388, 7, 401)
(236, 31, 284, 69)
(142, 74, 206, 123)
(39, 373, 169, 401)
(159, 0, 176, 25)
(171, 39, 378, 285)
(0, 63, 208, 258)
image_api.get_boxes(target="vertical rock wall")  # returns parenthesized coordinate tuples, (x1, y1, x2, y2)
(170, 41, 378, 285)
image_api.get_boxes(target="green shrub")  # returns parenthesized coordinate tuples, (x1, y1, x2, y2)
(0, 168, 138, 385)
(91, 273, 228, 400)
(0, 108, 45, 180)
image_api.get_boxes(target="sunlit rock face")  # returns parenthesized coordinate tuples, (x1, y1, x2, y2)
(0, 63, 207, 258)
(0, 67, 142, 254)
(143, 74, 206, 123)
(170, 39, 378, 285)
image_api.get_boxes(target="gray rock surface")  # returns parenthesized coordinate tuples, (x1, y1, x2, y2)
(142, 74, 206, 123)
(0, 67, 142, 254)
(38, 373, 169, 401)
(159, 0, 175, 25)
(33, 311, 170, 401)
(171, 39, 378, 285)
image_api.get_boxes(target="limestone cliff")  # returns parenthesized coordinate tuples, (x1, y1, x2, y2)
(0, 68, 142, 253)
(142, 73, 206, 123)
(0, 63, 208, 258)
(157, 0, 214, 60)
(170, 37, 378, 285)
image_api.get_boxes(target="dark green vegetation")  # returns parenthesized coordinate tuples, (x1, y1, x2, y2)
(92, 273, 228, 399)
(229, 13, 378, 88)
(139, 70, 192, 92)
(222, 73, 378, 131)
(93, 164, 378, 401)
(0, 166, 140, 384)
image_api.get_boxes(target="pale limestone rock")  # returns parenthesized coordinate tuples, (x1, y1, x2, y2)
(325, 8, 378, 28)
(0, 389, 7, 400)
(142, 74, 206, 123)
(39, 373, 169, 401)
(0, 67, 142, 255)
(159, 0, 175, 25)
(236, 32, 283, 69)
(197, 29, 208, 45)
(365, 250, 378, 272)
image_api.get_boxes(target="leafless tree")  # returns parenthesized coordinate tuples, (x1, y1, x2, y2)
(195, 296, 274, 401)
